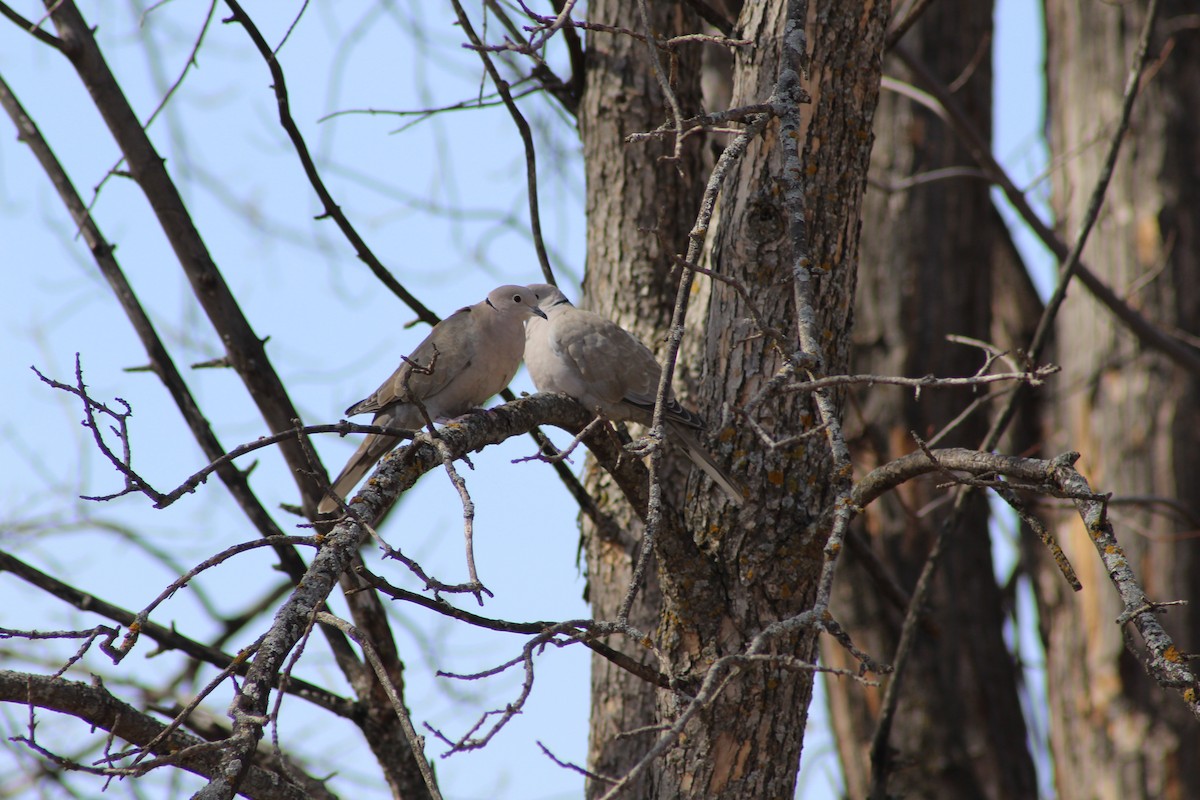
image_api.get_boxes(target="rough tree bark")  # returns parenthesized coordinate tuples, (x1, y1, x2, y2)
(577, 2, 709, 795)
(579, 1, 887, 796)
(1040, 2, 1200, 798)
(825, 4, 1039, 798)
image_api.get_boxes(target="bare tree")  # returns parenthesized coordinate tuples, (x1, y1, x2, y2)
(1, 1, 1197, 799)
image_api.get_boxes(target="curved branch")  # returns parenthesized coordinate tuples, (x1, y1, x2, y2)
(0, 1, 63, 49)
(849, 447, 1200, 718)
(220, 0, 439, 327)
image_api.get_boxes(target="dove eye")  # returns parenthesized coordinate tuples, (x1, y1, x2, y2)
(512, 294, 523, 303)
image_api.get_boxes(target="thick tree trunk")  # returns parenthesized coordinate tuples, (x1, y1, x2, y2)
(1039, 3, 1200, 799)
(824, 4, 1040, 798)
(579, 1, 887, 796)
(578, 3, 709, 796)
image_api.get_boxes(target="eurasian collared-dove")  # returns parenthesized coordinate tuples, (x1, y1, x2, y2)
(318, 285, 546, 515)
(524, 283, 744, 505)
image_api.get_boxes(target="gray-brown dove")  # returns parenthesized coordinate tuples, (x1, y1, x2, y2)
(524, 283, 744, 505)
(318, 285, 545, 515)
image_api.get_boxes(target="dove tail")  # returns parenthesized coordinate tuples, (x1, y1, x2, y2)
(317, 432, 402, 516)
(668, 423, 745, 506)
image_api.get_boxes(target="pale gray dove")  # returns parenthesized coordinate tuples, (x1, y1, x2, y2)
(318, 285, 545, 515)
(524, 283, 744, 505)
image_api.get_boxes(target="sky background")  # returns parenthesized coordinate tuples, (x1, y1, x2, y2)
(0, 2, 1049, 798)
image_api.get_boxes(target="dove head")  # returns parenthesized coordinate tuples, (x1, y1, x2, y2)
(526, 283, 572, 314)
(486, 285, 546, 320)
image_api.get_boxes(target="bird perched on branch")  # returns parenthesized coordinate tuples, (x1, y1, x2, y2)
(318, 285, 546, 515)
(523, 283, 744, 506)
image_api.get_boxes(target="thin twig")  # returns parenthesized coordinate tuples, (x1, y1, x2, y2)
(782, 365, 1056, 395)
(448, 0, 558, 284)
(636, 0, 686, 165)
(221, 0, 438, 325)
(87, 1, 219, 211)
(512, 413, 606, 464)
(0, 550, 351, 715)
(435, 438, 490, 605)
(537, 741, 618, 784)
(118, 537, 320, 659)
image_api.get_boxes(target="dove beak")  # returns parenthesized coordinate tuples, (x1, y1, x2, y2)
(531, 305, 548, 319)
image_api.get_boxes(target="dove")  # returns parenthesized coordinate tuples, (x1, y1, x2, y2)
(318, 285, 545, 515)
(524, 283, 744, 505)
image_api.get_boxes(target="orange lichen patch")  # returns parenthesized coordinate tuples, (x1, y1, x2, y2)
(681, 628, 701, 658)
(767, 470, 786, 486)
(1136, 214, 1161, 268)
(719, 428, 736, 443)
(1163, 645, 1183, 663)
(708, 731, 753, 793)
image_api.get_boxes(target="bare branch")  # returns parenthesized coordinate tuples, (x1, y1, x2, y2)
(0, 1, 64, 49)
(0, 75, 312, 576)
(434, 437, 490, 604)
(782, 364, 1057, 395)
(356, 566, 676, 690)
(618, 93, 774, 626)
(512, 412, 606, 464)
(220, 1, 438, 328)
(447, 0, 558, 284)
(635, 0, 686, 165)
(862, 8, 1169, 789)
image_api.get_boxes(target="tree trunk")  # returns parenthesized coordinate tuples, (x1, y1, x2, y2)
(579, 1, 887, 796)
(824, 4, 1040, 798)
(1039, 3, 1200, 799)
(577, 2, 709, 795)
